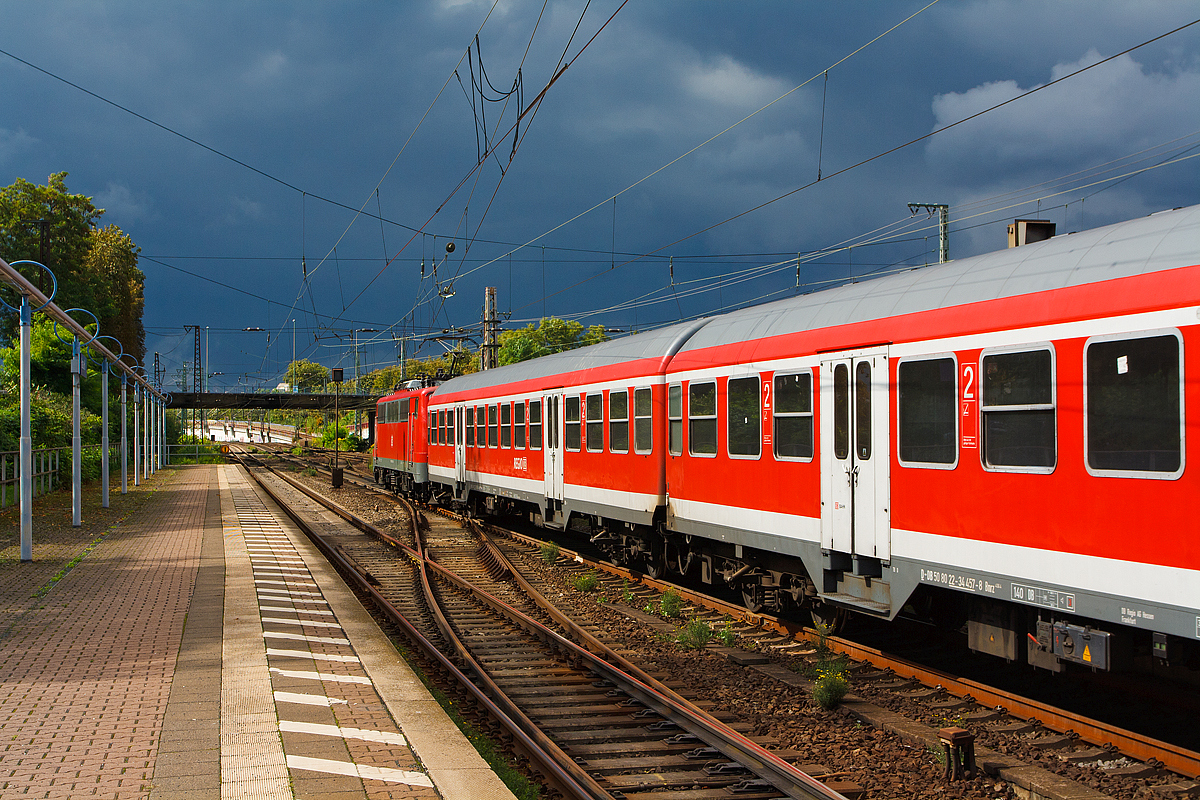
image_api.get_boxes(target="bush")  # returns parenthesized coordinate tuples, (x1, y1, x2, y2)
(812, 665, 849, 709)
(569, 570, 598, 592)
(674, 618, 713, 649)
(659, 588, 684, 618)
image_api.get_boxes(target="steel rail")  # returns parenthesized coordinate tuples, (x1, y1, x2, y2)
(238, 451, 846, 800)
(821, 637, 1200, 779)
(491, 527, 1200, 780)
(231, 452, 610, 800)
(276, 449, 1200, 782)
(466, 519, 847, 800)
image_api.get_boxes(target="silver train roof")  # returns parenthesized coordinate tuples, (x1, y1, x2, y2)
(437, 204, 1199, 393)
(680, 203, 1200, 353)
(435, 317, 710, 394)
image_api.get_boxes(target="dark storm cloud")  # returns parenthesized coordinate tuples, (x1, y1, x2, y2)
(1, 1, 1196, 385)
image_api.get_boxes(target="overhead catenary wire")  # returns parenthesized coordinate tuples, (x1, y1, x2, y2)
(503, 16, 1200, 320)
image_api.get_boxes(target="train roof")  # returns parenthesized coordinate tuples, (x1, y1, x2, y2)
(434, 204, 1198, 395)
(678, 203, 1200, 353)
(434, 317, 711, 395)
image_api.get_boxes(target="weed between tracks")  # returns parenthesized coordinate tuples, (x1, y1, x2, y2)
(794, 623, 851, 709)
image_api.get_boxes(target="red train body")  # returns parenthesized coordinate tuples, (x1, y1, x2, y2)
(376, 205, 1200, 672)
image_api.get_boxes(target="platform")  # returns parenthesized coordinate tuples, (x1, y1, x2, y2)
(0, 463, 516, 800)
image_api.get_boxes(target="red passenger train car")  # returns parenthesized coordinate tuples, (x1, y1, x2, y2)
(378, 204, 1200, 673)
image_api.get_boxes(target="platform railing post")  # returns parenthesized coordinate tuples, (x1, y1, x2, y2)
(133, 385, 141, 487)
(101, 365, 110, 508)
(71, 338, 81, 528)
(121, 377, 128, 494)
(149, 399, 156, 475)
(19, 295, 32, 562)
(143, 386, 150, 480)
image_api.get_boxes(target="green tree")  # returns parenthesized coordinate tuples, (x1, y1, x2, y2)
(0, 173, 146, 366)
(284, 359, 330, 392)
(85, 224, 145, 367)
(497, 317, 608, 366)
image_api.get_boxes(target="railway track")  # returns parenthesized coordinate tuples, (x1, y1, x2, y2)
(239, 445, 1200, 798)
(231, 447, 851, 800)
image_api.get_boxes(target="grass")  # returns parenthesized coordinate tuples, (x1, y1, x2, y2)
(659, 588, 684, 618)
(812, 663, 849, 709)
(31, 528, 110, 599)
(539, 542, 560, 565)
(569, 570, 599, 592)
(806, 622, 851, 709)
(674, 617, 713, 649)
(382, 642, 541, 799)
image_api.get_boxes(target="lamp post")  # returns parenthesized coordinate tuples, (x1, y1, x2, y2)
(331, 367, 343, 488)
(352, 328, 378, 437)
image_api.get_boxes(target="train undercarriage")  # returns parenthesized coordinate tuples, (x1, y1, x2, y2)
(375, 466, 1200, 678)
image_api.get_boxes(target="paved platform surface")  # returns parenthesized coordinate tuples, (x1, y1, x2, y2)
(0, 464, 516, 800)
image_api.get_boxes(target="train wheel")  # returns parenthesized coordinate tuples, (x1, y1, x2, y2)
(810, 602, 849, 634)
(643, 551, 667, 580)
(741, 583, 764, 614)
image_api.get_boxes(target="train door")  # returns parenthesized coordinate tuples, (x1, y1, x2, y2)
(405, 398, 415, 472)
(820, 348, 891, 565)
(454, 404, 466, 491)
(544, 391, 565, 517)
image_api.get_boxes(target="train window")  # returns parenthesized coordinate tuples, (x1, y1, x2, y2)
(586, 393, 604, 452)
(529, 400, 543, 449)
(438, 409, 446, 445)
(898, 357, 957, 467)
(399, 398, 409, 419)
(565, 395, 581, 451)
(773, 372, 813, 461)
(1086, 332, 1183, 477)
(610, 390, 629, 453)
(501, 403, 512, 448)
(689, 381, 717, 456)
(634, 388, 653, 454)
(727, 376, 761, 458)
(447, 410, 455, 446)
(476, 406, 484, 446)
(833, 364, 850, 460)
(668, 384, 683, 456)
(487, 404, 498, 447)
(514, 401, 526, 449)
(855, 362, 872, 460)
(981, 347, 1056, 471)
(466, 407, 475, 447)
(429, 411, 436, 445)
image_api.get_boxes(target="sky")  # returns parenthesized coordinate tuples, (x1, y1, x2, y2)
(2, 1, 1198, 391)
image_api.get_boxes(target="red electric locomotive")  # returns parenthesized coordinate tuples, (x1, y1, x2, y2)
(373, 381, 434, 498)
(380, 204, 1200, 673)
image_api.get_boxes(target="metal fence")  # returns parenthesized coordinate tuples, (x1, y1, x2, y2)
(0, 444, 123, 508)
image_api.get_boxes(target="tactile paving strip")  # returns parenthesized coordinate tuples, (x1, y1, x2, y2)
(219, 466, 435, 799)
